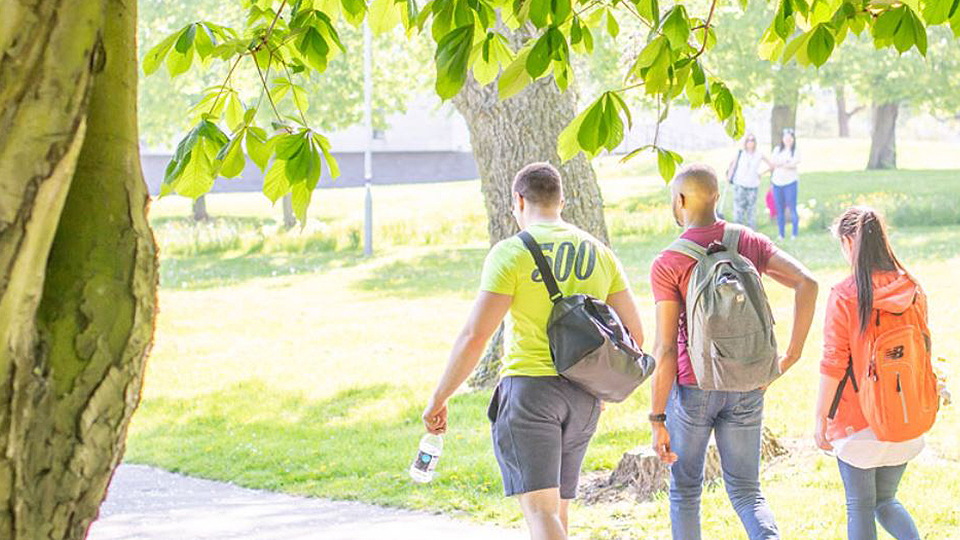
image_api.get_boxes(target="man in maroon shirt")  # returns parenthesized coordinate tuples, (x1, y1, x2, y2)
(647, 164, 819, 540)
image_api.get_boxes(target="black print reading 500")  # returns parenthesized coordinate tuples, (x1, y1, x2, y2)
(531, 241, 597, 283)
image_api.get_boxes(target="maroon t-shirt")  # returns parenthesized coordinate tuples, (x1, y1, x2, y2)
(649, 221, 777, 386)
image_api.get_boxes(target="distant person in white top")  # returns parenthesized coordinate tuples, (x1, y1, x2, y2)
(725, 133, 767, 229)
(769, 128, 800, 240)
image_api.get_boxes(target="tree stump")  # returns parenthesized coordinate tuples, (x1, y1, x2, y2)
(582, 427, 787, 504)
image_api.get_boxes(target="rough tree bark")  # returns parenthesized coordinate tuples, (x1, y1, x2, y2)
(867, 102, 899, 170)
(192, 195, 210, 222)
(454, 61, 609, 389)
(834, 86, 863, 139)
(281, 193, 297, 229)
(0, 0, 158, 538)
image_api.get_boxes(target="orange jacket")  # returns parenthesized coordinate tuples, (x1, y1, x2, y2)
(821, 271, 925, 441)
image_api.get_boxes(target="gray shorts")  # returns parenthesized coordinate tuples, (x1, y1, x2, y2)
(486, 376, 601, 499)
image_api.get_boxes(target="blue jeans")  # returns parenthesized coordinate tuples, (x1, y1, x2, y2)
(837, 460, 920, 540)
(772, 181, 799, 238)
(667, 385, 778, 540)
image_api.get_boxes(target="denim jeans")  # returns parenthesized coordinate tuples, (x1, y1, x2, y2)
(666, 384, 779, 540)
(837, 460, 920, 540)
(772, 181, 799, 238)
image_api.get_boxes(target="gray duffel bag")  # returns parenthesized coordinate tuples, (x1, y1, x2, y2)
(518, 231, 654, 402)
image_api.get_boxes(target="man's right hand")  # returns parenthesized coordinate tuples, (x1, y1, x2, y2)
(652, 423, 678, 464)
(422, 397, 448, 435)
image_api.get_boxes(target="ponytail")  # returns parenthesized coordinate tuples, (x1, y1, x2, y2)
(833, 207, 905, 334)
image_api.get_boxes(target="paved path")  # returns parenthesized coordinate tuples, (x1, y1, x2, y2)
(88, 465, 526, 540)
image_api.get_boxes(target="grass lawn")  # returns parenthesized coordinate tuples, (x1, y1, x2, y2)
(127, 138, 960, 538)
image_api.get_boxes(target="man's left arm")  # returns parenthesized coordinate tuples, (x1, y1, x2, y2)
(765, 249, 819, 375)
(423, 291, 512, 434)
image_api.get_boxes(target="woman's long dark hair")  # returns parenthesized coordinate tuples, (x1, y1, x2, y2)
(833, 207, 906, 334)
(776, 128, 797, 157)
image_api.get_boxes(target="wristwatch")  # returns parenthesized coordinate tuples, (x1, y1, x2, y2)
(648, 412, 667, 424)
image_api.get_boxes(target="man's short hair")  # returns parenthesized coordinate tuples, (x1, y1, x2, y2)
(513, 162, 563, 207)
(673, 163, 719, 187)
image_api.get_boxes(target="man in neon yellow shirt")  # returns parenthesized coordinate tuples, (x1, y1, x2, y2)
(423, 162, 645, 540)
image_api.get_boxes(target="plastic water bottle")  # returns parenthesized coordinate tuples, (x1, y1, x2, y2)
(409, 433, 443, 483)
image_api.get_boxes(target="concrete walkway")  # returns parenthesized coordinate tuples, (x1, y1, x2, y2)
(88, 465, 526, 540)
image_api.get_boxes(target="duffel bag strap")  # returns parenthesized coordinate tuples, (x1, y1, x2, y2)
(518, 231, 563, 304)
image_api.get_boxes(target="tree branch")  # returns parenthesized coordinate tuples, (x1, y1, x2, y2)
(696, 0, 719, 58)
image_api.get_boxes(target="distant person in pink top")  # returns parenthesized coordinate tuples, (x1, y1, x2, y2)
(646, 164, 819, 540)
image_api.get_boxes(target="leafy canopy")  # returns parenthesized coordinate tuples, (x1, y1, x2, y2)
(145, 0, 960, 221)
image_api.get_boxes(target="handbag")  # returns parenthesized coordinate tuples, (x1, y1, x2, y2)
(518, 231, 655, 402)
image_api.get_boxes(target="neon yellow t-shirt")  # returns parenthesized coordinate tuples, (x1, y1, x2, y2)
(479, 221, 630, 377)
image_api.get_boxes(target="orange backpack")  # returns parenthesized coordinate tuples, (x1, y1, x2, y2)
(828, 291, 939, 442)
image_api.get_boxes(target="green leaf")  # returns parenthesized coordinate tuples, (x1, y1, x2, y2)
(923, 0, 960, 24)
(263, 160, 291, 203)
(873, 6, 904, 42)
(601, 96, 624, 152)
(530, 0, 550, 28)
(290, 182, 313, 223)
(285, 141, 313, 183)
(370, 0, 403, 34)
(246, 127, 273, 171)
(276, 132, 308, 160)
(806, 24, 835, 66)
(225, 93, 245, 132)
(551, 0, 572, 24)
(175, 140, 217, 199)
(435, 25, 475, 100)
(143, 31, 180, 75)
(292, 84, 310, 113)
(341, 0, 368, 26)
(194, 23, 217, 58)
(299, 27, 330, 72)
(217, 136, 246, 178)
(661, 6, 690, 49)
(576, 96, 606, 154)
(312, 132, 340, 178)
(558, 109, 588, 162)
(526, 31, 553, 78)
(635, 0, 660, 25)
(175, 23, 197, 53)
(634, 35, 666, 71)
(166, 46, 195, 77)
(606, 11, 620, 38)
(657, 148, 677, 183)
(774, 0, 796, 40)
(643, 41, 672, 95)
(499, 45, 534, 99)
(712, 84, 734, 120)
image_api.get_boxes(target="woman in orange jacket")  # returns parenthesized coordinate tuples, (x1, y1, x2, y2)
(814, 207, 931, 540)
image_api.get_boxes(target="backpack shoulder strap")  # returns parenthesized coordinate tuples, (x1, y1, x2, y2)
(666, 238, 708, 262)
(518, 231, 562, 304)
(721, 223, 743, 253)
(828, 355, 858, 420)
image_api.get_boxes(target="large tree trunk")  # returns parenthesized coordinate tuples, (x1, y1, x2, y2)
(192, 195, 210, 222)
(770, 96, 797, 149)
(867, 102, 899, 170)
(0, 0, 158, 538)
(834, 86, 863, 138)
(454, 61, 608, 389)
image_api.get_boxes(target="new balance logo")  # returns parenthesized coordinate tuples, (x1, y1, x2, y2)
(885, 346, 905, 360)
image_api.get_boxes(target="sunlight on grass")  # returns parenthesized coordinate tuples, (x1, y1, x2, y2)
(130, 159, 960, 538)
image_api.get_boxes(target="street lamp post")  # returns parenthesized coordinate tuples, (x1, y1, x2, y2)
(363, 21, 373, 257)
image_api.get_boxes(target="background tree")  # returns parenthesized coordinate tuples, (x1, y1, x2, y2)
(709, 2, 813, 145)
